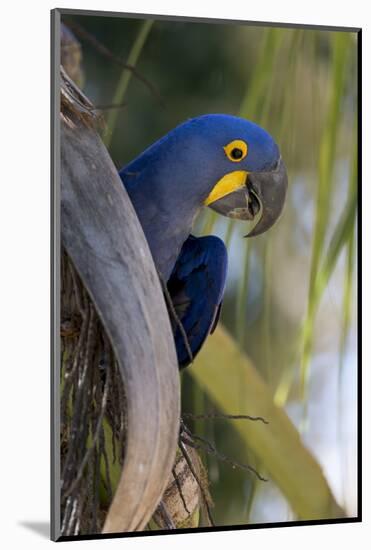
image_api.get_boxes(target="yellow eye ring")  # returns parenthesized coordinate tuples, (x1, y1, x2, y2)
(224, 139, 248, 162)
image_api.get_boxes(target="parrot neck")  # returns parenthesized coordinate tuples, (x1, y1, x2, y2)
(120, 169, 203, 281)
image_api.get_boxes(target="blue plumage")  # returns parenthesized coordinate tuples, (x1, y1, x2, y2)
(120, 114, 281, 281)
(167, 235, 227, 368)
(119, 114, 287, 368)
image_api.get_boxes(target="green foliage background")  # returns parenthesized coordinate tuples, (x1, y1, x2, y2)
(63, 14, 358, 526)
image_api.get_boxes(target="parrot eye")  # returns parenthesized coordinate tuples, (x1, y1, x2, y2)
(231, 148, 243, 159)
(224, 139, 248, 162)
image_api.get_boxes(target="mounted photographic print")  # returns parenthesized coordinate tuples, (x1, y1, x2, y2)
(51, 8, 361, 541)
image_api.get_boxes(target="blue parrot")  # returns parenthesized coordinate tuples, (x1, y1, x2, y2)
(119, 114, 287, 368)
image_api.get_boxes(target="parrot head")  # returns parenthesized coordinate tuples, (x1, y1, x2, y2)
(122, 114, 287, 238)
(198, 114, 288, 237)
(121, 114, 287, 278)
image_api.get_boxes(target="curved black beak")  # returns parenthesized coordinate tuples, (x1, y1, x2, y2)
(208, 157, 288, 237)
(245, 157, 288, 237)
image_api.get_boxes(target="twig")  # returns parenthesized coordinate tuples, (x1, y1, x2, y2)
(182, 412, 269, 425)
(63, 331, 111, 498)
(172, 466, 191, 516)
(178, 439, 215, 527)
(64, 19, 164, 105)
(154, 501, 176, 530)
(93, 101, 128, 112)
(180, 425, 268, 483)
(158, 270, 194, 365)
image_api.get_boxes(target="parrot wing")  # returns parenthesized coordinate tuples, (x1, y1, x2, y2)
(167, 234, 228, 368)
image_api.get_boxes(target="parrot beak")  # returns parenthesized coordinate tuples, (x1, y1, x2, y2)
(207, 157, 288, 237)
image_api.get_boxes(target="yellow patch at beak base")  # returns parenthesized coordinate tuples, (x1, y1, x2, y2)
(204, 171, 248, 206)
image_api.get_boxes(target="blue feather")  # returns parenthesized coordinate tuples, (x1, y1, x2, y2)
(167, 235, 227, 368)
(120, 114, 280, 280)
(118, 114, 283, 368)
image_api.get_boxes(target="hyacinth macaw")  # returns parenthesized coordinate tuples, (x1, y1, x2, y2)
(119, 114, 287, 368)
